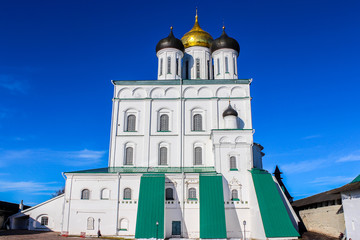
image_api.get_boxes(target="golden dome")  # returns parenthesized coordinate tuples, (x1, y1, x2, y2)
(181, 14, 213, 48)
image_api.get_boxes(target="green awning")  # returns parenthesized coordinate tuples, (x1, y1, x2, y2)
(135, 174, 165, 239)
(251, 168, 299, 238)
(199, 174, 227, 239)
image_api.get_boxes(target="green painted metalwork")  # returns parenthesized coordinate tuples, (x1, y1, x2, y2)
(135, 174, 165, 239)
(66, 166, 216, 174)
(251, 168, 299, 238)
(112, 79, 251, 86)
(199, 174, 227, 239)
(351, 174, 360, 183)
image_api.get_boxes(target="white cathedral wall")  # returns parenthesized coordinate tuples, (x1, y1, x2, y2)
(182, 46, 212, 80)
(212, 49, 238, 80)
(342, 189, 360, 240)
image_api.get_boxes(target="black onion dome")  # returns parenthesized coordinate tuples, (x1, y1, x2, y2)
(223, 104, 238, 117)
(156, 27, 185, 53)
(210, 27, 240, 53)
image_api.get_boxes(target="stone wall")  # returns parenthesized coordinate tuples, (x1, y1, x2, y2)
(299, 205, 345, 237)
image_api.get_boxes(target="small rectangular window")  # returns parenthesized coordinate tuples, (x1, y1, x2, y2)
(207, 60, 210, 80)
(176, 58, 179, 76)
(41, 217, 49, 226)
(160, 58, 163, 75)
(217, 58, 220, 74)
(167, 57, 171, 74)
(196, 58, 200, 78)
(233, 57, 236, 75)
(185, 61, 189, 79)
(225, 57, 229, 72)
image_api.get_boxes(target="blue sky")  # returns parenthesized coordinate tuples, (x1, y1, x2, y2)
(1, 0, 359, 205)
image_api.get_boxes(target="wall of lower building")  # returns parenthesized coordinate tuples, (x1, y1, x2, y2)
(298, 205, 345, 237)
(342, 189, 360, 240)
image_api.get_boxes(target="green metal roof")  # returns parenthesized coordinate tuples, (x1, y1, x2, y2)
(112, 79, 251, 86)
(199, 173, 227, 239)
(65, 167, 216, 174)
(251, 168, 299, 238)
(351, 174, 360, 183)
(135, 174, 165, 239)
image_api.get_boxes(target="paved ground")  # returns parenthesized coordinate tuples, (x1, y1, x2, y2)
(0, 230, 339, 240)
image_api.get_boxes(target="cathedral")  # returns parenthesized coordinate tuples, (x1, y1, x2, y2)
(10, 13, 300, 240)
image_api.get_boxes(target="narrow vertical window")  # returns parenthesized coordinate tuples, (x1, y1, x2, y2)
(41, 216, 49, 226)
(233, 57, 236, 75)
(126, 114, 136, 132)
(81, 189, 90, 200)
(159, 147, 167, 165)
(194, 147, 202, 165)
(188, 188, 197, 199)
(167, 57, 171, 74)
(124, 188, 131, 199)
(230, 156, 237, 170)
(225, 57, 229, 72)
(231, 190, 239, 200)
(87, 217, 94, 230)
(160, 58, 163, 75)
(159, 114, 169, 131)
(217, 58, 220, 74)
(185, 61, 189, 79)
(166, 188, 174, 200)
(207, 60, 210, 80)
(193, 114, 203, 131)
(196, 58, 200, 78)
(125, 147, 133, 165)
(176, 58, 179, 76)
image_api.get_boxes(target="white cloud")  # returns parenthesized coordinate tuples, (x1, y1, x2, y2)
(281, 159, 326, 174)
(0, 74, 28, 93)
(0, 148, 107, 167)
(0, 180, 60, 194)
(310, 176, 353, 186)
(302, 134, 322, 140)
(337, 153, 360, 162)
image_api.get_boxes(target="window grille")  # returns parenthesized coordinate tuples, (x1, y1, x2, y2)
(87, 217, 94, 230)
(188, 188, 196, 199)
(194, 147, 202, 165)
(159, 147, 167, 165)
(167, 57, 171, 74)
(225, 57, 229, 72)
(41, 216, 48, 226)
(230, 156, 237, 169)
(196, 58, 200, 78)
(81, 189, 90, 200)
(232, 189, 239, 200)
(160, 58, 163, 75)
(124, 188, 131, 199)
(193, 114, 203, 131)
(125, 147, 133, 165)
(166, 188, 174, 200)
(126, 114, 136, 131)
(159, 114, 169, 131)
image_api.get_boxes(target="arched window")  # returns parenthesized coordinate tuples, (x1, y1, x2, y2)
(166, 188, 174, 200)
(196, 58, 200, 78)
(126, 115, 136, 132)
(225, 56, 229, 72)
(119, 218, 129, 231)
(193, 114, 203, 131)
(185, 61, 189, 79)
(194, 147, 202, 165)
(160, 58, 163, 75)
(125, 147, 133, 165)
(41, 216, 48, 226)
(230, 156, 237, 170)
(87, 217, 94, 230)
(231, 189, 239, 200)
(159, 114, 169, 131)
(124, 188, 131, 200)
(217, 58, 220, 74)
(207, 60, 210, 79)
(81, 189, 90, 200)
(167, 57, 171, 74)
(101, 188, 110, 200)
(233, 57, 236, 75)
(188, 188, 197, 199)
(159, 147, 167, 165)
(176, 58, 179, 75)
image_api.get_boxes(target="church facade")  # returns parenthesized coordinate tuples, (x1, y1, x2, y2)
(10, 14, 300, 240)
